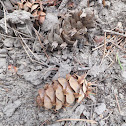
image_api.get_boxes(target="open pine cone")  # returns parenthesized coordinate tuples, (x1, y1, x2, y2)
(47, 7, 95, 49)
(36, 74, 93, 110)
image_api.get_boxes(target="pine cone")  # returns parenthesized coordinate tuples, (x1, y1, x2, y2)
(47, 7, 95, 49)
(36, 74, 93, 110)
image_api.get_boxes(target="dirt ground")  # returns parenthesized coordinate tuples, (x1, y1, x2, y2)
(0, 0, 126, 126)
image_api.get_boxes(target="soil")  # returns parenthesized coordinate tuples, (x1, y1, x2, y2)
(0, 0, 126, 126)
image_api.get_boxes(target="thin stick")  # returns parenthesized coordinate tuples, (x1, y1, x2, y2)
(92, 35, 116, 51)
(20, 37, 34, 62)
(19, 34, 39, 60)
(115, 94, 121, 113)
(103, 110, 113, 120)
(92, 44, 104, 51)
(110, 41, 126, 53)
(0, 33, 33, 40)
(20, 38, 48, 67)
(34, 28, 49, 58)
(56, 118, 97, 124)
(104, 30, 126, 37)
(106, 56, 114, 69)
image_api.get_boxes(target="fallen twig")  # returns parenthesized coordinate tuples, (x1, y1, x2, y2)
(19, 34, 40, 61)
(34, 28, 49, 58)
(103, 110, 113, 120)
(92, 35, 115, 51)
(20, 37, 48, 67)
(104, 30, 126, 37)
(115, 94, 121, 113)
(56, 118, 97, 124)
(110, 41, 126, 53)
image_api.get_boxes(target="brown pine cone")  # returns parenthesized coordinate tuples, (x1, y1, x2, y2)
(36, 74, 93, 110)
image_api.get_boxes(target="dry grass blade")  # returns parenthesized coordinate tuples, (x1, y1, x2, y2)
(56, 118, 97, 124)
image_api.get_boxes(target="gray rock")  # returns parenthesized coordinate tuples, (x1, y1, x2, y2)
(94, 103, 106, 115)
(3, 100, 21, 117)
(52, 63, 71, 80)
(3, 38, 14, 47)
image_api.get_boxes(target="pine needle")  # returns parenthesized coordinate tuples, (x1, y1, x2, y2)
(56, 118, 97, 124)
